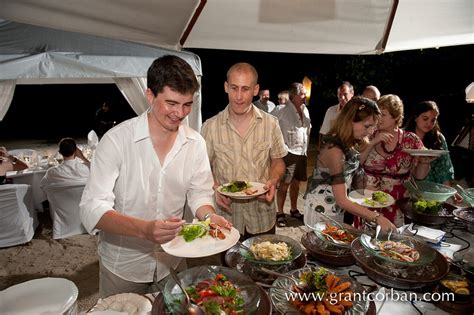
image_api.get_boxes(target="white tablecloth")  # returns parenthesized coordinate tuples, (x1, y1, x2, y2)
(7, 168, 47, 210)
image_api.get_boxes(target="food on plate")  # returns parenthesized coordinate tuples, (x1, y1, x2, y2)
(414, 199, 442, 214)
(220, 180, 259, 195)
(372, 191, 390, 204)
(249, 241, 291, 261)
(89, 292, 152, 315)
(441, 276, 470, 295)
(184, 273, 245, 315)
(288, 268, 354, 315)
(179, 219, 226, 242)
(377, 240, 420, 262)
(322, 223, 355, 244)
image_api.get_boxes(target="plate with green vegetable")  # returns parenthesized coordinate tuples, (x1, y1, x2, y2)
(218, 181, 268, 199)
(348, 189, 395, 208)
(162, 221, 240, 258)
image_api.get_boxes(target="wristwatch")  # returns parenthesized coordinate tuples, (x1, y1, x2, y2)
(203, 212, 215, 221)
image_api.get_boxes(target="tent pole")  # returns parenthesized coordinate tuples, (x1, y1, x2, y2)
(180, 0, 207, 47)
(376, 0, 399, 54)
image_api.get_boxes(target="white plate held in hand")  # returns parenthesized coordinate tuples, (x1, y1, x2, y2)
(348, 189, 395, 208)
(403, 149, 449, 157)
(217, 181, 268, 199)
(162, 227, 240, 258)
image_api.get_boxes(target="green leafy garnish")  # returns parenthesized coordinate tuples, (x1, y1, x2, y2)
(221, 181, 251, 193)
(179, 224, 207, 242)
(414, 199, 442, 214)
(300, 268, 328, 294)
(372, 191, 389, 204)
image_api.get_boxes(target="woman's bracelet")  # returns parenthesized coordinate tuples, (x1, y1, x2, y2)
(370, 211, 381, 224)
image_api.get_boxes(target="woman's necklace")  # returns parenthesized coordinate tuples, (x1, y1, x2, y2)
(381, 129, 401, 154)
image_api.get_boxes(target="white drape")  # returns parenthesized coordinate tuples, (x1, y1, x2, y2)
(113, 77, 149, 115)
(0, 79, 17, 121)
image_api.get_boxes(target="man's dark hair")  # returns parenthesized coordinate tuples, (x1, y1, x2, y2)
(147, 55, 199, 96)
(58, 138, 77, 157)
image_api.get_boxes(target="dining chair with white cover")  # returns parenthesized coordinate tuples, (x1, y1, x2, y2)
(0, 184, 38, 248)
(42, 182, 87, 239)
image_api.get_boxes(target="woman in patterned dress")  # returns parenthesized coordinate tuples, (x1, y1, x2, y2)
(404, 101, 454, 186)
(361, 95, 432, 226)
(304, 97, 396, 232)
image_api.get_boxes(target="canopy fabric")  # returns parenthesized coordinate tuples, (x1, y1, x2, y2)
(0, 20, 203, 129)
(0, 0, 472, 55)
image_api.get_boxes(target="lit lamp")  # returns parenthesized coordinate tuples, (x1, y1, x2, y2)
(466, 82, 474, 103)
(452, 82, 474, 150)
(302, 76, 312, 103)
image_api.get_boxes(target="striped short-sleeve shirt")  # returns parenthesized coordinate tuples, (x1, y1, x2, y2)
(201, 105, 287, 234)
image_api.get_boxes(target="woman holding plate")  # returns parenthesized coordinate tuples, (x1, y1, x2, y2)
(404, 101, 454, 186)
(360, 95, 432, 226)
(304, 97, 396, 232)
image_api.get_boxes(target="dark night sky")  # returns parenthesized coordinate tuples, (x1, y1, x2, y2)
(0, 45, 473, 145)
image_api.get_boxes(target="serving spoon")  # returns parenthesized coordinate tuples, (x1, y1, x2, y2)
(258, 267, 308, 291)
(168, 268, 204, 315)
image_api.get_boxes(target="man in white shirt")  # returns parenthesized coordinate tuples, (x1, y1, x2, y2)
(273, 83, 311, 227)
(80, 55, 231, 297)
(254, 88, 276, 113)
(319, 81, 354, 138)
(40, 138, 90, 188)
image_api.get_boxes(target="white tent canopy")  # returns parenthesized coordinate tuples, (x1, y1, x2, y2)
(0, 0, 472, 125)
(0, 0, 472, 55)
(0, 20, 203, 129)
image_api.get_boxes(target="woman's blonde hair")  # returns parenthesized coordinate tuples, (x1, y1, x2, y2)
(328, 96, 381, 147)
(377, 94, 404, 127)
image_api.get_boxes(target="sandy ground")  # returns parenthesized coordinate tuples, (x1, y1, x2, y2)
(0, 139, 315, 312)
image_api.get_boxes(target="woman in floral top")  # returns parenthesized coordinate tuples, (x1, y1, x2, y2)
(305, 97, 396, 232)
(361, 95, 431, 226)
(404, 101, 454, 186)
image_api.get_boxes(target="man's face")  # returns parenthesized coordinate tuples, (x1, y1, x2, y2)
(292, 87, 307, 107)
(260, 90, 270, 104)
(337, 85, 354, 108)
(146, 86, 193, 132)
(224, 70, 259, 115)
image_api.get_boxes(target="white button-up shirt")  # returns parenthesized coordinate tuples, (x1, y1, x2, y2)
(40, 159, 89, 187)
(274, 101, 311, 156)
(80, 111, 215, 283)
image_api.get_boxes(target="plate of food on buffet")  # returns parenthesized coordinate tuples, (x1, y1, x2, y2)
(360, 232, 437, 266)
(240, 234, 303, 266)
(162, 265, 261, 315)
(270, 266, 369, 315)
(310, 222, 360, 249)
(398, 198, 454, 226)
(161, 219, 239, 258)
(348, 189, 395, 208)
(217, 181, 268, 199)
(403, 149, 449, 157)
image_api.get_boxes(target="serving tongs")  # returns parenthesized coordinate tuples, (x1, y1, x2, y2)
(305, 224, 348, 246)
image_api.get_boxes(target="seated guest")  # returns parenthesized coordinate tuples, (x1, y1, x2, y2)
(41, 138, 90, 187)
(361, 95, 432, 226)
(0, 146, 28, 184)
(404, 101, 454, 186)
